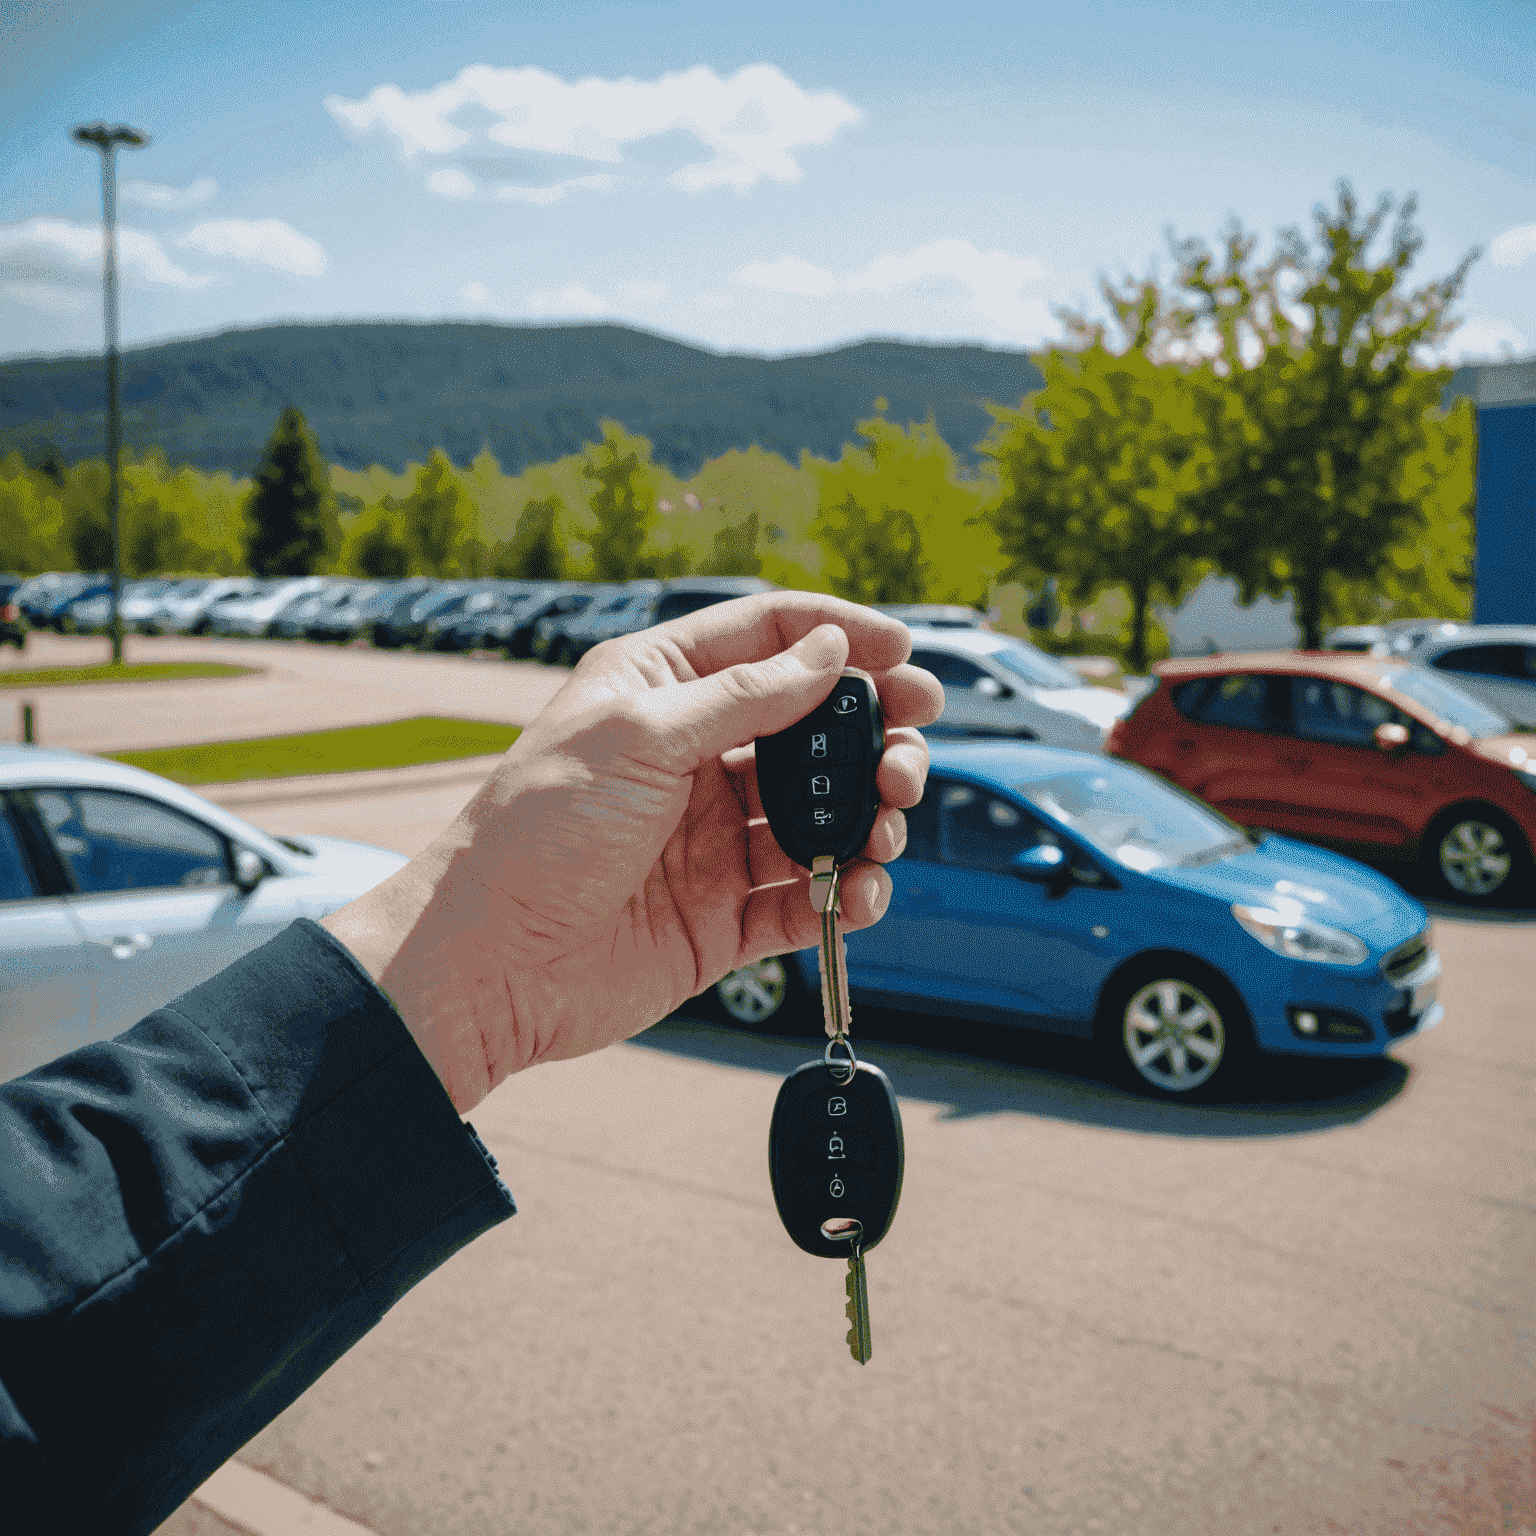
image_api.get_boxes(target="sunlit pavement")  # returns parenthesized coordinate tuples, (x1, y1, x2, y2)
(151, 758, 1533, 1536)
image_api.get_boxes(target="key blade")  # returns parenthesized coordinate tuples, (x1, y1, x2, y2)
(845, 1256, 872, 1364)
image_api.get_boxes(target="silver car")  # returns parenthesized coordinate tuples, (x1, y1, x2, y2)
(0, 746, 407, 1083)
(904, 628, 1130, 750)
(1405, 624, 1536, 728)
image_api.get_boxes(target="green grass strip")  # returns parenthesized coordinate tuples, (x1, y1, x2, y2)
(0, 661, 258, 688)
(108, 715, 521, 785)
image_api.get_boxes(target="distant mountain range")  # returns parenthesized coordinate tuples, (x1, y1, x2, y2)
(0, 322, 1045, 478)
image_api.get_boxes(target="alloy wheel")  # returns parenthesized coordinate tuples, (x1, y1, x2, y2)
(1121, 978, 1225, 1094)
(1438, 819, 1511, 897)
(715, 957, 789, 1025)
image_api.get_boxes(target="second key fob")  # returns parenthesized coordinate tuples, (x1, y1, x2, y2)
(754, 671, 884, 870)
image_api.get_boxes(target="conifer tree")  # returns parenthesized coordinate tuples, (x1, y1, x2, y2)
(245, 408, 339, 575)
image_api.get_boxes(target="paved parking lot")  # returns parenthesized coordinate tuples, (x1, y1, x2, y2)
(20, 633, 1526, 1535)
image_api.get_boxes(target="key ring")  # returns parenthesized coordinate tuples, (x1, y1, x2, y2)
(824, 1032, 858, 1083)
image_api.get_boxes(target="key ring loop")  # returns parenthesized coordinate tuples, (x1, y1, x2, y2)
(824, 1032, 858, 1083)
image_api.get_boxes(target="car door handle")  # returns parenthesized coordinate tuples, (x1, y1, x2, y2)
(101, 932, 153, 961)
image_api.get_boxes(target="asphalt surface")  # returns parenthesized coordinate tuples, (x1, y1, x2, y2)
(23, 633, 1526, 1536)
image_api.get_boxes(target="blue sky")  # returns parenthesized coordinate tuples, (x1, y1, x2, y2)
(2, 0, 1532, 363)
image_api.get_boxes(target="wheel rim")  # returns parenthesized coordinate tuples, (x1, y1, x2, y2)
(1438, 819, 1511, 896)
(1122, 978, 1225, 1093)
(715, 957, 788, 1024)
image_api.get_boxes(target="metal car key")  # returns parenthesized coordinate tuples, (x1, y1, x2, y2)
(757, 670, 902, 1363)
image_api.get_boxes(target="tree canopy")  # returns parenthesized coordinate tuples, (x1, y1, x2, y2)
(245, 408, 340, 577)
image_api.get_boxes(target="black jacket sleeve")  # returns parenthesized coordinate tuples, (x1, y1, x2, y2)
(0, 918, 515, 1536)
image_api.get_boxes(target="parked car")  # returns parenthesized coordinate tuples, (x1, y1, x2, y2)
(495, 584, 616, 659)
(134, 576, 214, 634)
(0, 744, 407, 1084)
(545, 577, 776, 666)
(423, 584, 540, 651)
(0, 579, 30, 650)
(269, 580, 356, 640)
(532, 583, 661, 665)
(14, 573, 105, 630)
(903, 628, 1130, 750)
(306, 581, 391, 643)
(703, 740, 1439, 1100)
(1402, 625, 1536, 729)
(1387, 620, 1461, 657)
(312, 578, 435, 646)
(1107, 651, 1536, 904)
(206, 577, 329, 637)
(369, 582, 465, 649)
(876, 604, 991, 629)
(39, 577, 112, 632)
(1325, 624, 1392, 655)
(157, 577, 258, 635)
(61, 578, 183, 635)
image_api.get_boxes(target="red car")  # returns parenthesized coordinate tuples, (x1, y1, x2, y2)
(1108, 652, 1536, 905)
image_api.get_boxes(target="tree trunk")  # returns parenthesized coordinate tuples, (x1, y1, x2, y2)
(1127, 582, 1150, 676)
(1296, 567, 1326, 651)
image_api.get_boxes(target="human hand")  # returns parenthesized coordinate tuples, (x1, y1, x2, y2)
(323, 593, 943, 1112)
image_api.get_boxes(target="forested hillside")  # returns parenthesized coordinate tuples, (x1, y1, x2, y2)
(0, 322, 1043, 477)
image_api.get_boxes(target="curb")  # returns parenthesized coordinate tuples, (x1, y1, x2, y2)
(196, 753, 507, 810)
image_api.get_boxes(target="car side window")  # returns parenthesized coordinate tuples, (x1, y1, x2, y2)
(34, 789, 230, 895)
(938, 782, 1058, 874)
(0, 806, 38, 902)
(909, 650, 989, 689)
(1431, 644, 1528, 680)
(1290, 679, 1399, 749)
(656, 592, 728, 623)
(1186, 673, 1280, 732)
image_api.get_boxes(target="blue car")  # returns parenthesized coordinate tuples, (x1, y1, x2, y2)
(709, 741, 1441, 1099)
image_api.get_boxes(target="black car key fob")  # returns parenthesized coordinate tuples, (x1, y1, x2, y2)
(768, 1058, 904, 1259)
(754, 671, 884, 870)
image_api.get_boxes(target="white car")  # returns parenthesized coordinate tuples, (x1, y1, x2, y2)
(0, 745, 406, 1083)
(904, 627, 1131, 750)
(206, 577, 329, 637)
(155, 576, 258, 634)
(1406, 625, 1536, 728)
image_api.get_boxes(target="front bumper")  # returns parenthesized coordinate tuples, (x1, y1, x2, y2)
(1259, 943, 1442, 1057)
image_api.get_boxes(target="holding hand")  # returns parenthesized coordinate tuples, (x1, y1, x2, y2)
(324, 593, 943, 1111)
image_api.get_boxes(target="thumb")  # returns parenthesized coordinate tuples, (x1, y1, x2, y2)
(640, 623, 850, 770)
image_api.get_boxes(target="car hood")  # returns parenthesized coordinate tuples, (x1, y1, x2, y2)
(1146, 835, 1426, 952)
(1033, 686, 1130, 730)
(274, 833, 408, 890)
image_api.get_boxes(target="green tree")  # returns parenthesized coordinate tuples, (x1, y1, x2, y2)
(400, 450, 473, 577)
(985, 337, 1216, 673)
(493, 495, 568, 580)
(341, 503, 412, 577)
(0, 454, 71, 573)
(813, 492, 929, 604)
(583, 423, 657, 581)
(245, 408, 340, 576)
(1162, 184, 1476, 648)
(698, 511, 762, 576)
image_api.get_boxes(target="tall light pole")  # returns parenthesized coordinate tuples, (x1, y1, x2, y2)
(72, 121, 149, 666)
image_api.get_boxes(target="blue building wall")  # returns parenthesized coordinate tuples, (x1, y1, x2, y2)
(1473, 401, 1536, 625)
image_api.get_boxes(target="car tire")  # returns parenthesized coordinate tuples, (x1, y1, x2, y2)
(1096, 962, 1251, 1101)
(702, 956, 807, 1031)
(1422, 806, 1532, 905)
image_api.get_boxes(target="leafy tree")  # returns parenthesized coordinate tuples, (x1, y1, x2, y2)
(341, 503, 411, 578)
(807, 409, 998, 606)
(0, 453, 70, 573)
(984, 340, 1216, 674)
(400, 450, 474, 577)
(1158, 184, 1476, 648)
(699, 511, 762, 576)
(583, 423, 658, 581)
(493, 496, 567, 580)
(245, 408, 340, 576)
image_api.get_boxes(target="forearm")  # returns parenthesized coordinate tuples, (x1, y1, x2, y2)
(0, 919, 514, 1536)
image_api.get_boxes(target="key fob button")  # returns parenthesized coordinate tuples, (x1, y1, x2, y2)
(797, 728, 848, 765)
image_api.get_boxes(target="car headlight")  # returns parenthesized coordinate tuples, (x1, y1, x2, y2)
(1514, 766, 1536, 797)
(1232, 902, 1368, 966)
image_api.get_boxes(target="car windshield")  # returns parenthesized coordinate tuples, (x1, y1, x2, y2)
(1014, 762, 1247, 872)
(1388, 667, 1512, 737)
(985, 641, 1084, 691)
(172, 578, 213, 599)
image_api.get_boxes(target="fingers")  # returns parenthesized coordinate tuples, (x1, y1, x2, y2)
(872, 664, 945, 728)
(636, 592, 914, 679)
(724, 725, 929, 821)
(738, 860, 894, 959)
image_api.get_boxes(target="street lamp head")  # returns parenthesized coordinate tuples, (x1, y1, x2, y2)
(72, 122, 151, 151)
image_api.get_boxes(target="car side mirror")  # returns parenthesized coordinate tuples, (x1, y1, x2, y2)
(1012, 844, 1066, 882)
(1374, 722, 1410, 753)
(232, 846, 266, 892)
(973, 675, 1003, 698)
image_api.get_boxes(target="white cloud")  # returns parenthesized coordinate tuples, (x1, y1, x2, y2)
(494, 183, 568, 207)
(1490, 223, 1536, 268)
(427, 168, 477, 199)
(1444, 315, 1527, 361)
(178, 219, 327, 277)
(737, 238, 1059, 341)
(120, 176, 217, 211)
(527, 282, 611, 317)
(325, 63, 862, 198)
(618, 279, 666, 305)
(460, 281, 494, 307)
(0, 216, 210, 291)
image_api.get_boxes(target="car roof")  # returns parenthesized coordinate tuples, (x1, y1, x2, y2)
(1152, 651, 1410, 683)
(0, 745, 293, 865)
(1411, 625, 1536, 648)
(925, 738, 1117, 790)
(905, 627, 1040, 659)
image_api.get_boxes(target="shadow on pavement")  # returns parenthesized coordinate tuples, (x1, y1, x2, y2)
(635, 1004, 1410, 1139)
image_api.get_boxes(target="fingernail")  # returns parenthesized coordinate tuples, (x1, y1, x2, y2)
(794, 624, 843, 671)
(860, 870, 890, 918)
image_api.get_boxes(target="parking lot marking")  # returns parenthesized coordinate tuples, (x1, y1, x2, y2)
(192, 1461, 379, 1536)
